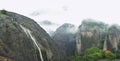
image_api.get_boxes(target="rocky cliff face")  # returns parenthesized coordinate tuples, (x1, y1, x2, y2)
(76, 19, 120, 55)
(106, 25, 120, 51)
(76, 19, 108, 55)
(52, 23, 76, 61)
(0, 11, 64, 61)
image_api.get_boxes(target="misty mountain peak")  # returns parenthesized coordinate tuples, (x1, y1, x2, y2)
(79, 19, 108, 32)
(55, 23, 77, 34)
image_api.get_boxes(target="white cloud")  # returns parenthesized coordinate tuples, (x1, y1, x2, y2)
(38, 20, 60, 33)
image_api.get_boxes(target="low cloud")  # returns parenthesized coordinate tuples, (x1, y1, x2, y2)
(30, 7, 68, 16)
(40, 20, 55, 25)
(38, 20, 60, 35)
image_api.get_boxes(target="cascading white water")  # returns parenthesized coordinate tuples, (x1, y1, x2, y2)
(103, 39, 107, 50)
(20, 25, 44, 61)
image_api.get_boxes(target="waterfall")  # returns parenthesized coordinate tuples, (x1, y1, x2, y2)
(103, 39, 107, 50)
(20, 25, 44, 61)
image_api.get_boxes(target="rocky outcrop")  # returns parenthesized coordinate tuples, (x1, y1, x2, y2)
(106, 25, 120, 51)
(0, 11, 64, 61)
(76, 19, 108, 55)
(76, 19, 120, 55)
(52, 23, 76, 61)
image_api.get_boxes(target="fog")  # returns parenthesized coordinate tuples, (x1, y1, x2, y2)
(38, 20, 60, 33)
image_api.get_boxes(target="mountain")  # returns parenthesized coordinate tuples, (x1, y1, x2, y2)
(76, 19, 108, 55)
(76, 19, 120, 55)
(52, 23, 76, 61)
(0, 10, 64, 61)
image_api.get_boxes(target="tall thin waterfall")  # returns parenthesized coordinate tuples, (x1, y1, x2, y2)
(20, 25, 44, 61)
(103, 39, 107, 50)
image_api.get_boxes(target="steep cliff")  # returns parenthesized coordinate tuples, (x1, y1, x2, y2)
(107, 25, 120, 51)
(76, 19, 108, 55)
(0, 10, 64, 61)
(53, 23, 76, 60)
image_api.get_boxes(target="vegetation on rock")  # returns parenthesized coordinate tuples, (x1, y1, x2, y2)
(0, 9, 7, 14)
(72, 48, 117, 61)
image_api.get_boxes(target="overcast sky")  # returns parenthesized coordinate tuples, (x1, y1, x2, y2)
(0, 0, 120, 26)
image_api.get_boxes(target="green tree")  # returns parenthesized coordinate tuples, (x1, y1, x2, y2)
(83, 48, 104, 61)
(115, 42, 120, 58)
(104, 52, 116, 60)
(72, 48, 117, 61)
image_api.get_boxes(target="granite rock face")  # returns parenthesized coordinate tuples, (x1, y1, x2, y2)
(106, 25, 120, 51)
(76, 19, 107, 55)
(76, 19, 120, 55)
(0, 11, 64, 61)
(52, 23, 76, 61)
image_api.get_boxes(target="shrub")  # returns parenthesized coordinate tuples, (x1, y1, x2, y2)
(72, 54, 81, 61)
(72, 48, 104, 61)
(84, 48, 104, 61)
(72, 48, 117, 61)
(104, 51, 116, 60)
(116, 43, 120, 58)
